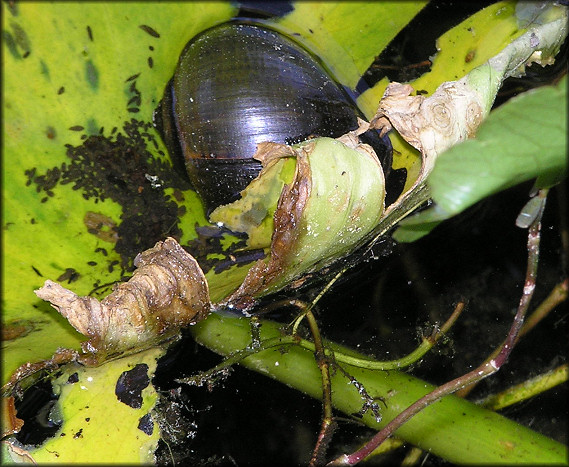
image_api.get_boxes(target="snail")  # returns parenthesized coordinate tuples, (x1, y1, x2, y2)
(158, 21, 392, 213)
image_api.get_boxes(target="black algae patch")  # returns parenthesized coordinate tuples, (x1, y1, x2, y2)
(115, 364, 150, 409)
(138, 413, 154, 436)
(24, 119, 192, 272)
(186, 224, 265, 275)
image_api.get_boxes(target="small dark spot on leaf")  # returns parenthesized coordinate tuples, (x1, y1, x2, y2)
(2, 321, 33, 341)
(57, 86, 65, 95)
(46, 126, 56, 139)
(60, 432, 66, 436)
(107, 260, 119, 273)
(125, 73, 140, 83)
(31, 265, 43, 277)
(67, 372, 79, 384)
(127, 107, 140, 113)
(84, 211, 119, 243)
(139, 24, 160, 38)
(57, 268, 80, 284)
(6, 1, 18, 16)
(115, 364, 150, 409)
(87, 261, 97, 266)
(148, 56, 153, 69)
(149, 45, 154, 51)
(69, 125, 84, 131)
(86, 118, 99, 136)
(95, 247, 108, 256)
(73, 428, 83, 439)
(9, 21, 31, 57)
(85, 417, 90, 422)
(3, 31, 20, 59)
(85, 59, 99, 90)
(87, 25, 93, 41)
(138, 413, 154, 435)
(127, 95, 141, 107)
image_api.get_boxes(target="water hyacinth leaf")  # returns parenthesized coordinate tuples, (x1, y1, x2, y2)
(4, 2, 566, 463)
(2, 1, 237, 382)
(273, 2, 426, 90)
(394, 75, 567, 242)
(2, 1, 427, 383)
(34, 238, 211, 360)
(2, 3, 434, 462)
(364, 2, 568, 243)
(209, 157, 298, 251)
(4, 348, 164, 464)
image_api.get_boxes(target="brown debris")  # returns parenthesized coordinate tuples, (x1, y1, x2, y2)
(370, 81, 483, 162)
(2, 396, 24, 437)
(221, 142, 312, 311)
(35, 238, 211, 357)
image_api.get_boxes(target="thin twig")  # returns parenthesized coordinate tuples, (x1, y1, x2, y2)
(305, 309, 337, 467)
(478, 363, 568, 411)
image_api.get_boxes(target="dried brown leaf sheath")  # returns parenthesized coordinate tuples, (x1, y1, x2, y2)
(35, 237, 211, 357)
(221, 142, 311, 310)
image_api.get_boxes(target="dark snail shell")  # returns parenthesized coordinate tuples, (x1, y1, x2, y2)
(159, 22, 392, 212)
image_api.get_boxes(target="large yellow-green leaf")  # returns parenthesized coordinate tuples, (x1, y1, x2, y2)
(3, 348, 164, 464)
(2, 1, 238, 383)
(273, 2, 426, 89)
(3, 2, 566, 463)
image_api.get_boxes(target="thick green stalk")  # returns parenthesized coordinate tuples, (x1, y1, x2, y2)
(190, 312, 568, 464)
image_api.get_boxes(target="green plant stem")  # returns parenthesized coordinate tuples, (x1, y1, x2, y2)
(190, 312, 567, 464)
(180, 302, 462, 385)
(479, 363, 568, 411)
(520, 278, 568, 338)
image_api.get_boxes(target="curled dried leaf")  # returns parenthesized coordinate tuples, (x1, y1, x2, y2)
(35, 238, 211, 358)
(221, 142, 312, 310)
(370, 81, 484, 177)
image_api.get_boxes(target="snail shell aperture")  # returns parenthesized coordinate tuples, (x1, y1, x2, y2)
(159, 21, 392, 212)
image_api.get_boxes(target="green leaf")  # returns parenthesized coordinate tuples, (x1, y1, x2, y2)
(274, 2, 426, 90)
(1, 2, 426, 382)
(394, 75, 567, 242)
(214, 137, 386, 306)
(3, 348, 164, 464)
(0, 3, 438, 463)
(1, 1, 237, 383)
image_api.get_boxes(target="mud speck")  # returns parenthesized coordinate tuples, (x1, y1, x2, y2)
(115, 364, 150, 409)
